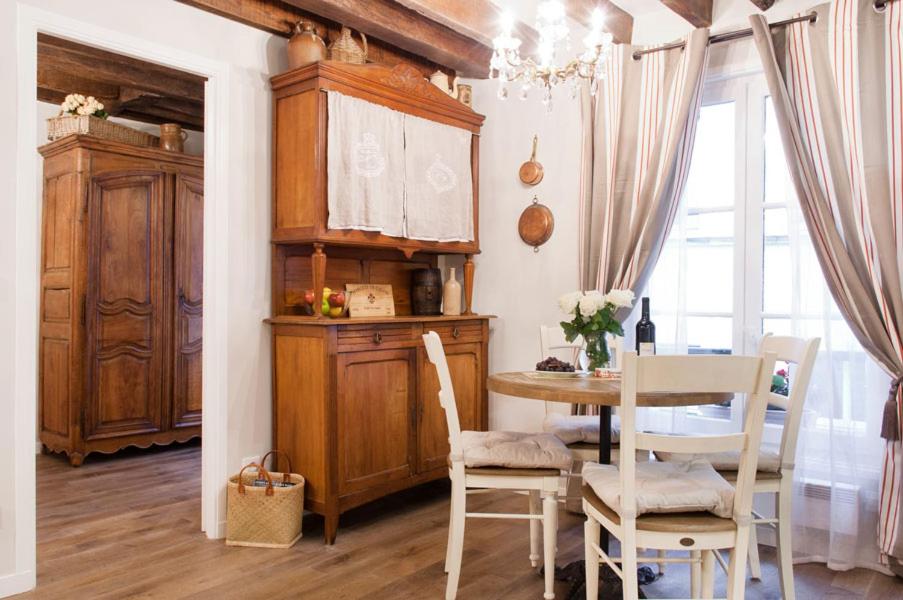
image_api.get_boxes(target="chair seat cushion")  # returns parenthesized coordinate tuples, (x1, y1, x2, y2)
(654, 448, 782, 473)
(583, 484, 735, 533)
(582, 459, 735, 518)
(542, 413, 621, 445)
(460, 430, 573, 471)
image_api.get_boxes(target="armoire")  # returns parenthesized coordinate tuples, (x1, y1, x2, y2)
(38, 135, 203, 466)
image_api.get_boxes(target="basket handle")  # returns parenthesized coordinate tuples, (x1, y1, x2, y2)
(237, 463, 274, 496)
(260, 450, 292, 483)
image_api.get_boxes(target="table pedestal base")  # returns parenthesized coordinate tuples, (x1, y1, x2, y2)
(543, 561, 656, 599)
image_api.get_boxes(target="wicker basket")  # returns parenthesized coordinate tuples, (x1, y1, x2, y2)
(328, 26, 368, 64)
(226, 451, 305, 548)
(47, 115, 159, 147)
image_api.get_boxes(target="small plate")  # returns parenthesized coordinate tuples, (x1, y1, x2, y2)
(530, 370, 591, 379)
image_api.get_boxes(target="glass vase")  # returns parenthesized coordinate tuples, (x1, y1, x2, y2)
(584, 331, 611, 371)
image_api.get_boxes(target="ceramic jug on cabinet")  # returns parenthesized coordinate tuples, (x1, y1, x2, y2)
(442, 267, 462, 316)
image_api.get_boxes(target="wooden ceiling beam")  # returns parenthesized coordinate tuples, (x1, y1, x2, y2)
(748, 0, 775, 10)
(279, 0, 492, 77)
(659, 0, 713, 28)
(565, 1, 633, 44)
(176, 0, 454, 77)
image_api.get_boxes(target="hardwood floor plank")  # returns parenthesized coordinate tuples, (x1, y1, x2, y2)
(14, 444, 903, 599)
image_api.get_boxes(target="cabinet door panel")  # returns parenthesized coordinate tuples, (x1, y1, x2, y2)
(336, 349, 414, 494)
(172, 174, 203, 428)
(85, 172, 166, 439)
(418, 342, 482, 473)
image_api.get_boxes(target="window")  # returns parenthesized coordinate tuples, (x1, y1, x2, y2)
(642, 73, 885, 441)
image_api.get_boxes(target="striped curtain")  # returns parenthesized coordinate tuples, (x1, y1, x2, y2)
(751, 0, 903, 568)
(578, 28, 709, 303)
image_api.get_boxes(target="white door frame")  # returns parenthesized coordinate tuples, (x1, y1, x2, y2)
(9, 4, 231, 594)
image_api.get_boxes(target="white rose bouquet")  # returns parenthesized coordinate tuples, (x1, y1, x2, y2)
(60, 94, 108, 119)
(558, 288, 635, 370)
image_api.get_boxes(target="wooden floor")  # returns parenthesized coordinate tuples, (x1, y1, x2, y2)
(15, 444, 903, 599)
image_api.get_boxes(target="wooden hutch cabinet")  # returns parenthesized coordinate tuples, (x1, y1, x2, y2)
(38, 136, 203, 466)
(267, 61, 490, 543)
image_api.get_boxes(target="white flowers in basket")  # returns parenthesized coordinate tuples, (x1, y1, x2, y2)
(60, 94, 108, 119)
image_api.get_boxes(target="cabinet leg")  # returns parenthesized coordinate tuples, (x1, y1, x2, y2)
(324, 511, 339, 545)
(68, 452, 85, 467)
(312, 243, 327, 319)
(463, 254, 474, 315)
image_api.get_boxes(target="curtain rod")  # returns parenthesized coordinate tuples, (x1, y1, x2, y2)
(632, 11, 817, 60)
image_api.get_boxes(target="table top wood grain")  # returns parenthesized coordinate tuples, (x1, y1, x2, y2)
(487, 372, 733, 407)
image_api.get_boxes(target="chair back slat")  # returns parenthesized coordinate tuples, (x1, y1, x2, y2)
(635, 432, 746, 455)
(539, 324, 585, 367)
(758, 334, 820, 469)
(619, 351, 777, 525)
(422, 331, 463, 459)
(635, 355, 763, 394)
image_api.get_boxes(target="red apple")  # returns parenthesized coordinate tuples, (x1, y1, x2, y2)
(303, 289, 315, 305)
(328, 291, 346, 307)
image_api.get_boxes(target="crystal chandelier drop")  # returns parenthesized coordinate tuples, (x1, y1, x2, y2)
(489, 1, 614, 107)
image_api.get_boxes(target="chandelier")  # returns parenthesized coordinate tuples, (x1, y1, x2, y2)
(490, 1, 614, 107)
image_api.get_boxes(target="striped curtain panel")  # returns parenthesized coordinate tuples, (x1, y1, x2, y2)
(750, 0, 903, 568)
(578, 28, 709, 301)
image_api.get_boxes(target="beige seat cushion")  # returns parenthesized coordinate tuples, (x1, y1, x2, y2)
(582, 459, 735, 518)
(654, 448, 782, 473)
(461, 430, 573, 471)
(542, 413, 621, 445)
(583, 484, 735, 533)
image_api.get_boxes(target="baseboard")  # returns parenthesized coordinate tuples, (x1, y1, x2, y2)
(0, 570, 35, 598)
(207, 519, 226, 540)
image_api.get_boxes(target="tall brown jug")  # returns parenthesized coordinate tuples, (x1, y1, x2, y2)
(287, 20, 327, 69)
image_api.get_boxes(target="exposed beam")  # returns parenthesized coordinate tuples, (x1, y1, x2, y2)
(178, 0, 461, 77)
(748, 0, 775, 10)
(280, 0, 492, 77)
(565, 1, 633, 44)
(659, 0, 713, 28)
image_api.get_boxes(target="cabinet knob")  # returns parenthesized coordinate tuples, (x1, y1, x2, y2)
(452, 327, 461, 339)
(373, 331, 383, 345)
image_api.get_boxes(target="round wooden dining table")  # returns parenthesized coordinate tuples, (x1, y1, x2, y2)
(487, 371, 733, 597)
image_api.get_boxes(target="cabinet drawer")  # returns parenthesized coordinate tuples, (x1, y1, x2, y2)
(425, 320, 483, 344)
(337, 323, 414, 350)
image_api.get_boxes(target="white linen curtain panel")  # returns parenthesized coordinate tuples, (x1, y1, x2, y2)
(750, 0, 903, 570)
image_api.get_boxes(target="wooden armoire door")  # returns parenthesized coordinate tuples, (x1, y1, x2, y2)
(417, 342, 482, 472)
(172, 174, 203, 428)
(335, 348, 415, 494)
(84, 172, 167, 439)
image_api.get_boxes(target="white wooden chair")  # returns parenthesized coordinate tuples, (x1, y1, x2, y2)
(655, 334, 819, 599)
(539, 324, 623, 464)
(423, 331, 571, 600)
(582, 351, 777, 599)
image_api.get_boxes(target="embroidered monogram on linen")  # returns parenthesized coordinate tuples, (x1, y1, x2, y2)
(425, 154, 458, 193)
(352, 133, 386, 179)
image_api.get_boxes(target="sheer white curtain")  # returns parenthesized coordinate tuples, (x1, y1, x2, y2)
(631, 75, 889, 571)
(764, 102, 888, 571)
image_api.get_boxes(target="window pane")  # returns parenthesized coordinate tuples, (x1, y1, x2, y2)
(764, 100, 795, 205)
(686, 317, 732, 353)
(687, 243, 733, 312)
(684, 102, 735, 210)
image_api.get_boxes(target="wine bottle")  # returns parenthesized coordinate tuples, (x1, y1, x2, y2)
(636, 297, 656, 356)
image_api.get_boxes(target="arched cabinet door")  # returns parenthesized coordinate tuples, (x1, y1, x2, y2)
(84, 171, 166, 440)
(172, 174, 203, 429)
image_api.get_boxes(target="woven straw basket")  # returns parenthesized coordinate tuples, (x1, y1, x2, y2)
(226, 451, 305, 548)
(328, 26, 368, 64)
(47, 115, 159, 147)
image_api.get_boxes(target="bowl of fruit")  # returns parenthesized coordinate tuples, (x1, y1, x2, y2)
(301, 287, 350, 318)
(533, 357, 590, 378)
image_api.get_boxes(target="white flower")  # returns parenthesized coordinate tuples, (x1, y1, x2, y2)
(74, 94, 85, 103)
(604, 288, 635, 308)
(95, 102, 104, 111)
(578, 291, 605, 317)
(558, 291, 582, 316)
(76, 106, 89, 115)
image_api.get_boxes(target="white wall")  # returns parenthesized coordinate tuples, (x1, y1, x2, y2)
(1, 0, 283, 591)
(469, 82, 583, 432)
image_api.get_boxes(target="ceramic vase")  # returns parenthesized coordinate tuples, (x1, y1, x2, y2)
(442, 267, 462, 316)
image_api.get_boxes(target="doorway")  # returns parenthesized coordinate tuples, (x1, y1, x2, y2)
(11, 6, 233, 595)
